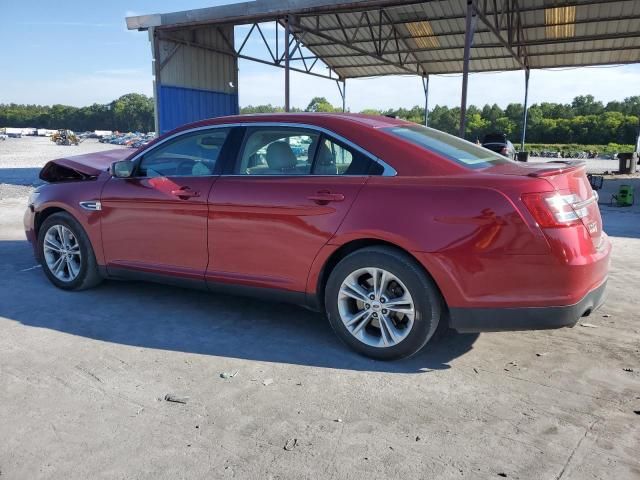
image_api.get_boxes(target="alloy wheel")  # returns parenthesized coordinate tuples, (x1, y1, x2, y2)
(337, 267, 415, 348)
(43, 225, 82, 282)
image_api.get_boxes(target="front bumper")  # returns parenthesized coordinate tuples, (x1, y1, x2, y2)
(24, 206, 37, 252)
(448, 279, 607, 333)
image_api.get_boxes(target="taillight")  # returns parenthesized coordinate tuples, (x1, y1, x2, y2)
(521, 192, 588, 228)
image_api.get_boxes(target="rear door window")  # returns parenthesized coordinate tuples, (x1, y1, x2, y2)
(313, 136, 383, 176)
(384, 125, 512, 169)
(236, 127, 319, 175)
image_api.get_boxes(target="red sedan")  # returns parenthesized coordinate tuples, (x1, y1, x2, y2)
(24, 114, 610, 360)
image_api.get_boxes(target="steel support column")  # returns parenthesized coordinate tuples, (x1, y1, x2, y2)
(459, 0, 476, 138)
(336, 79, 346, 112)
(284, 16, 291, 112)
(150, 27, 161, 135)
(521, 68, 531, 151)
(422, 75, 430, 127)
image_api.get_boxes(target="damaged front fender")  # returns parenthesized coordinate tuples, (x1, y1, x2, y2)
(39, 148, 133, 183)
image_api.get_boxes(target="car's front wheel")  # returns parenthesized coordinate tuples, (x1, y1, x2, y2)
(38, 212, 102, 291)
(325, 246, 442, 360)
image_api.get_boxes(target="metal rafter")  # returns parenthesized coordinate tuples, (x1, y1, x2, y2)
(333, 57, 640, 77)
(319, 43, 640, 69)
(380, 9, 428, 75)
(290, 18, 422, 76)
(302, 14, 640, 50)
(156, 29, 338, 81)
(296, 37, 640, 62)
(294, 0, 638, 38)
(473, 0, 526, 69)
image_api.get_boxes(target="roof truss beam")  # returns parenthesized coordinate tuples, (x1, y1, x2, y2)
(290, 16, 422, 76)
(320, 43, 640, 69)
(156, 24, 340, 81)
(473, 0, 527, 68)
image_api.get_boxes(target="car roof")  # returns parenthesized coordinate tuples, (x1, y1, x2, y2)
(139, 113, 466, 177)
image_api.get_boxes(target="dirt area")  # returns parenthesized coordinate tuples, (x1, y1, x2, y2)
(0, 137, 638, 479)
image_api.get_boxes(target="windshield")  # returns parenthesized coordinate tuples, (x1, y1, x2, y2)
(383, 124, 513, 169)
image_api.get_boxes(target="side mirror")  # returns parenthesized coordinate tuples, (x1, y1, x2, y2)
(112, 160, 134, 178)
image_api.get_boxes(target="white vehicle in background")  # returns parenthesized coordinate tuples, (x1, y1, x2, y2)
(94, 130, 113, 138)
(37, 129, 57, 137)
(5, 128, 23, 138)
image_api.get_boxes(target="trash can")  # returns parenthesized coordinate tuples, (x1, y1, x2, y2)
(615, 185, 634, 207)
(617, 152, 638, 174)
(516, 151, 529, 162)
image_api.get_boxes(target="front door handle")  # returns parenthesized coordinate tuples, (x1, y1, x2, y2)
(307, 191, 345, 205)
(171, 187, 200, 199)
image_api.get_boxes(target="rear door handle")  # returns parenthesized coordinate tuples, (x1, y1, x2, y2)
(171, 187, 200, 199)
(307, 192, 345, 204)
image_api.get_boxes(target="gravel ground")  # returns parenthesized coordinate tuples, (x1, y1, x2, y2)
(528, 156, 622, 174)
(0, 137, 639, 479)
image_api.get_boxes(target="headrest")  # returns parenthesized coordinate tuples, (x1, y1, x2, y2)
(266, 141, 297, 170)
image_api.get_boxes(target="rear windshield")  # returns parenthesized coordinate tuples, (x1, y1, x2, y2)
(482, 133, 507, 144)
(383, 125, 512, 169)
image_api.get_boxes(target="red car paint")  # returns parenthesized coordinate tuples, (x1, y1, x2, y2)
(25, 114, 610, 330)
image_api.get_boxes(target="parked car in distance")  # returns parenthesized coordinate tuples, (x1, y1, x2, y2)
(25, 114, 610, 360)
(482, 133, 516, 160)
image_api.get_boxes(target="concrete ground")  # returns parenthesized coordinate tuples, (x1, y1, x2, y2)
(527, 155, 621, 174)
(0, 137, 638, 479)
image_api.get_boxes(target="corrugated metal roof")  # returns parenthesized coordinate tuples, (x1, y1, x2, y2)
(127, 0, 640, 78)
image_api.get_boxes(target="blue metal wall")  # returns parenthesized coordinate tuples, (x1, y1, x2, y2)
(158, 85, 238, 133)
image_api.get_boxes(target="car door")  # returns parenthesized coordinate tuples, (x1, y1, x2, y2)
(206, 125, 384, 293)
(100, 127, 231, 281)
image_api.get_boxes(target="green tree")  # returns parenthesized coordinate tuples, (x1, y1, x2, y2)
(305, 97, 336, 113)
(241, 104, 284, 114)
(571, 95, 604, 116)
(110, 94, 154, 132)
(1, 93, 638, 147)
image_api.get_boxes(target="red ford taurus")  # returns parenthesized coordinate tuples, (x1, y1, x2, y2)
(24, 114, 610, 359)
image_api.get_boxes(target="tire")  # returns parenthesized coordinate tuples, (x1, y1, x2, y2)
(324, 246, 442, 360)
(37, 212, 102, 291)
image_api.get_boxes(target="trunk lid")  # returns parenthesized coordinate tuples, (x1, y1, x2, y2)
(40, 149, 132, 182)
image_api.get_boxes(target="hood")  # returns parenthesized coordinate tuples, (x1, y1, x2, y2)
(40, 149, 132, 182)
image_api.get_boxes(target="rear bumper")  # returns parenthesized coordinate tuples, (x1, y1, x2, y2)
(449, 278, 607, 332)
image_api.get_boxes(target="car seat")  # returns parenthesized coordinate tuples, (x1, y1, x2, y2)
(265, 141, 298, 174)
(314, 142, 338, 175)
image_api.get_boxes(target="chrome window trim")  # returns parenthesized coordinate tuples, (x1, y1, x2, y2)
(126, 122, 397, 177)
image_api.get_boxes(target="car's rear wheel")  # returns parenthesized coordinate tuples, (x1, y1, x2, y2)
(38, 212, 102, 291)
(325, 246, 442, 360)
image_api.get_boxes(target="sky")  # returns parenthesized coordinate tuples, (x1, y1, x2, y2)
(1, 0, 639, 111)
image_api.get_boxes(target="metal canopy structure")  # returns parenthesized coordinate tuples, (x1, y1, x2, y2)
(127, 0, 640, 139)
